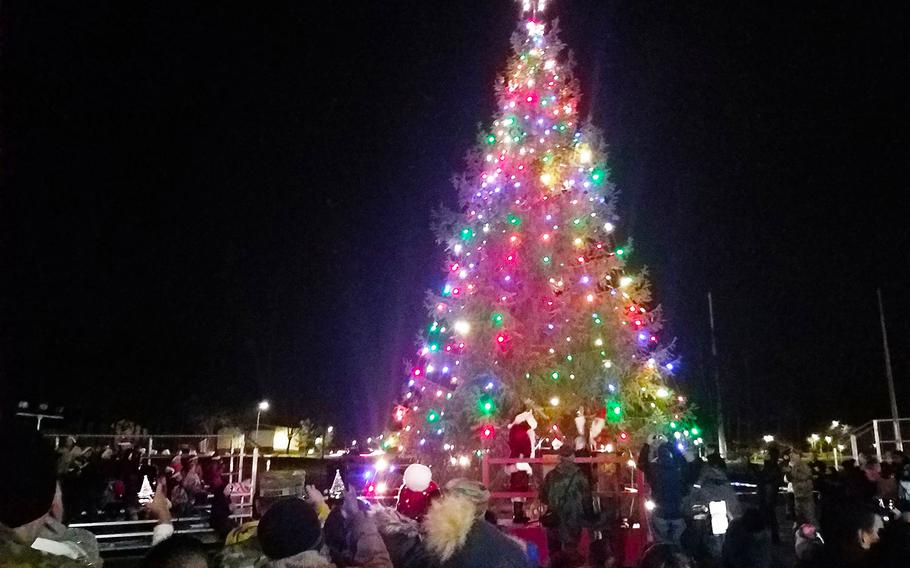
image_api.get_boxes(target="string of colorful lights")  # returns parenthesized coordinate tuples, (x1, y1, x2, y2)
(378, 1, 699, 466)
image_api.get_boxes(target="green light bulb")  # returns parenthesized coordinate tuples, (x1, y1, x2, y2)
(486, 134, 496, 145)
(550, 371, 560, 381)
(491, 312, 504, 326)
(507, 213, 522, 226)
(542, 256, 551, 264)
(460, 227, 474, 240)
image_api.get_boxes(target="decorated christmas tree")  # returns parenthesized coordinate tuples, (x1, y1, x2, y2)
(386, 1, 697, 460)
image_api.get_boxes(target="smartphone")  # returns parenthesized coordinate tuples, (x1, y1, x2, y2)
(138, 475, 157, 504)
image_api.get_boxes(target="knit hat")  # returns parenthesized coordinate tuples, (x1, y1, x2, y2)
(258, 498, 322, 560)
(0, 418, 58, 528)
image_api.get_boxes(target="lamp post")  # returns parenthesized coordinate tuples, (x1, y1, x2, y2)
(255, 401, 269, 442)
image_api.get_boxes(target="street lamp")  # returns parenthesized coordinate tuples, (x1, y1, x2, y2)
(808, 433, 820, 449)
(255, 401, 270, 440)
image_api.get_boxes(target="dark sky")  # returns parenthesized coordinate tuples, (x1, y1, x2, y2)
(2, 1, 908, 441)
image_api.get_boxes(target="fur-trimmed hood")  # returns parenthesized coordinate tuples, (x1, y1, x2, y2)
(423, 495, 475, 562)
(423, 496, 532, 568)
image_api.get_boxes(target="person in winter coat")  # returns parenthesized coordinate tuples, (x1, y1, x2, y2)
(0, 418, 97, 568)
(423, 478, 533, 568)
(541, 446, 593, 566)
(757, 446, 783, 544)
(789, 453, 816, 526)
(684, 465, 743, 521)
(682, 464, 743, 562)
(258, 487, 391, 568)
(639, 442, 687, 545)
(368, 505, 432, 568)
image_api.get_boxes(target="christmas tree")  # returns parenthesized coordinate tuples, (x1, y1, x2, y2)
(387, 1, 696, 459)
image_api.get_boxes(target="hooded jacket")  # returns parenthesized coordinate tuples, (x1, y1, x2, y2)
(682, 465, 743, 520)
(423, 495, 532, 568)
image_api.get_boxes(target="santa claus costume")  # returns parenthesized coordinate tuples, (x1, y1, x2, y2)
(507, 410, 537, 523)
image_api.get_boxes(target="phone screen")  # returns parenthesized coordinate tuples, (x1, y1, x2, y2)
(138, 475, 157, 504)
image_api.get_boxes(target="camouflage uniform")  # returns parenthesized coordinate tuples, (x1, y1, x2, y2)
(0, 524, 91, 568)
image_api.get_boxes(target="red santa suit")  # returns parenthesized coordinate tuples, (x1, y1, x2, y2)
(507, 411, 537, 523)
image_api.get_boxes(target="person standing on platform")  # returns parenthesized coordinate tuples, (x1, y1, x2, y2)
(541, 444, 592, 567)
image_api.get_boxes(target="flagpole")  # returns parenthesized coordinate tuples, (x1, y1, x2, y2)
(708, 292, 727, 457)
(877, 288, 903, 451)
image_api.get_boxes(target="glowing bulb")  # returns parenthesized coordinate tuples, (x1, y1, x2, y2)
(594, 338, 603, 347)
(586, 294, 595, 302)
(453, 320, 471, 335)
(604, 222, 614, 232)
(375, 458, 389, 472)
(656, 388, 669, 398)
(550, 396, 560, 407)
(619, 276, 633, 288)
(540, 173, 552, 185)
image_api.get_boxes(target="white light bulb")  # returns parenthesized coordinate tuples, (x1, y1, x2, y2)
(453, 320, 471, 335)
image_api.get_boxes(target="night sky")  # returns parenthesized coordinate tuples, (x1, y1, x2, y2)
(2, 1, 908, 441)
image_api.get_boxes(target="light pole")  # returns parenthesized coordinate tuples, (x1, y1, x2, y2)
(255, 400, 269, 442)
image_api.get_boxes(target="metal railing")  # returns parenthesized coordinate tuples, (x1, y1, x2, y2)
(47, 433, 260, 552)
(849, 418, 910, 462)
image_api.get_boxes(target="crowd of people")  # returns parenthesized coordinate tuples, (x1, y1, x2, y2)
(54, 436, 228, 524)
(633, 438, 910, 568)
(2, 415, 910, 568)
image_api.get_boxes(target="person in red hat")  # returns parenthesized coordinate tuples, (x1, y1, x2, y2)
(395, 464, 440, 521)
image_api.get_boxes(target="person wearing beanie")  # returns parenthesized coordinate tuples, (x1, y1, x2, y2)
(0, 417, 93, 567)
(423, 478, 533, 568)
(258, 486, 391, 568)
